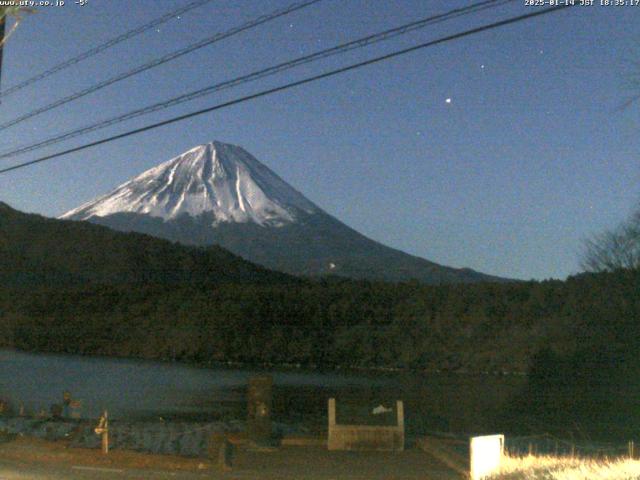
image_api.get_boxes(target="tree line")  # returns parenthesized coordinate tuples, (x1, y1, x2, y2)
(2, 270, 638, 376)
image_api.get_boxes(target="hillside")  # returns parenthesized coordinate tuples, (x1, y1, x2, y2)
(0, 202, 293, 287)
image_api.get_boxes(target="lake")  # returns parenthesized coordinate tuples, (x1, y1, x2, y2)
(0, 349, 525, 435)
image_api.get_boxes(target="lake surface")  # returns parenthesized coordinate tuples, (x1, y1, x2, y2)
(0, 349, 525, 435)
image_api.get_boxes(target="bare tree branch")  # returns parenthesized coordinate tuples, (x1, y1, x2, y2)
(582, 206, 640, 272)
(0, 7, 34, 47)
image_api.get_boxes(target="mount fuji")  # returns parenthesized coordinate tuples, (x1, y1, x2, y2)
(61, 141, 503, 284)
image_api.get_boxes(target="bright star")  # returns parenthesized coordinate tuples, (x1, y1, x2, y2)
(445, 98, 452, 104)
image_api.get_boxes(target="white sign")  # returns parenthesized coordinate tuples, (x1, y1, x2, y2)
(470, 434, 504, 480)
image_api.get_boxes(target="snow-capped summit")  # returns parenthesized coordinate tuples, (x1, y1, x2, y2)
(61, 141, 318, 226)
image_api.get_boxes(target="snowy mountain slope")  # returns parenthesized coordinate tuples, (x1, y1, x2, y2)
(62, 141, 506, 284)
(61, 141, 317, 226)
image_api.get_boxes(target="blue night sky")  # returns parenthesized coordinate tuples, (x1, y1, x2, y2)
(0, 0, 638, 280)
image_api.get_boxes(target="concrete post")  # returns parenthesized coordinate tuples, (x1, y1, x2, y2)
(327, 398, 336, 451)
(396, 400, 404, 451)
(247, 376, 272, 444)
(396, 401, 404, 429)
(328, 398, 336, 428)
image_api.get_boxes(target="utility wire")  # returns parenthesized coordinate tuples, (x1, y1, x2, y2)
(0, 5, 572, 176)
(0, 0, 323, 131)
(0, 0, 513, 161)
(0, 0, 215, 100)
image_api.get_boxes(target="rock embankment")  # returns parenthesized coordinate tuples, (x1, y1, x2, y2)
(0, 417, 254, 457)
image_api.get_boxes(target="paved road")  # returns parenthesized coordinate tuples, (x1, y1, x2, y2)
(0, 444, 464, 479)
(0, 457, 463, 480)
(0, 458, 214, 480)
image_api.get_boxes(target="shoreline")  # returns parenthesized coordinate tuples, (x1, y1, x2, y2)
(0, 347, 528, 378)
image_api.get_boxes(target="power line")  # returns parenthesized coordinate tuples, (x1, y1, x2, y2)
(0, 0, 323, 131)
(0, 5, 572, 176)
(0, 0, 513, 161)
(0, 0, 215, 100)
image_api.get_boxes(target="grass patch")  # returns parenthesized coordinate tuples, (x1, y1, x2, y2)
(491, 454, 640, 479)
